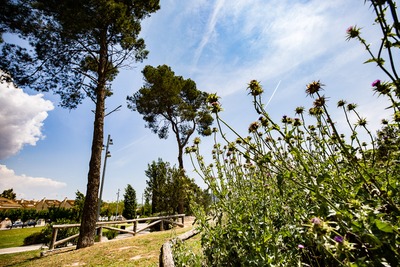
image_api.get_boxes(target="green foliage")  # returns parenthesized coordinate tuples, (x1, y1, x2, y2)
(122, 184, 137, 219)
(23, 231, 46, 246)
(73, 190, 85, 221)
(1, 0, 161, 108)
(189, 83, 400, 265)
(0, 206, 82, 225)
(0, 188, 16, 200)
(184, 1, 400, 266)
(101, 201, 124, 218)
(39, 219, 80, 247)
(173, 239, 203, 267)
(144, 159, 206, 215)
(103, 229, 119, 240)
(23, 218, 79, 247)
(127, 64, 213, 169)
(145, 159, 170, 214)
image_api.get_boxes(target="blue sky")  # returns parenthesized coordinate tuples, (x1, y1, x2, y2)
(0, 0, 393, 202)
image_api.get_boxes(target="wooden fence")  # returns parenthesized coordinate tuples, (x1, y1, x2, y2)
(48, 214, 185, 250)
(160, 228, 200, 267)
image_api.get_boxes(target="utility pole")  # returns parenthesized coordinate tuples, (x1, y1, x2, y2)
(115, 189, 120, 218)
(97, 134, 113, 221)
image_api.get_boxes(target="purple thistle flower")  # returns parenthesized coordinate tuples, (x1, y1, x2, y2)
(311, 217, 321, 225)
(372, 79, 381, 87)
(346, 26, 360, 39)
(334, 235, 344, 243)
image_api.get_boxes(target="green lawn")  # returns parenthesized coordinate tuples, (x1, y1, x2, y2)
(0, 227, 43, 249)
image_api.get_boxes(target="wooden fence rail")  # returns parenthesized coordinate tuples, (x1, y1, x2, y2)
(49, 214, 185, 250)
(160, 229, 200, 267)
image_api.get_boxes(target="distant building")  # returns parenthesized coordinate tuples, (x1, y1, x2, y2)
(0, 197, 22, 210)
(0, 197, 75, 211)
(15, 199, 37, 209)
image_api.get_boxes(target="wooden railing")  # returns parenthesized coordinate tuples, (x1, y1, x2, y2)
(49, 214, 185, 250)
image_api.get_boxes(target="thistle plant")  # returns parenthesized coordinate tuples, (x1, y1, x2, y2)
(184, 1, 400, 266)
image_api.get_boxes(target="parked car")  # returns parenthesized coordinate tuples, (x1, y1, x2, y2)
(11, 221, 24, 228)
(25, 219, 37, 227)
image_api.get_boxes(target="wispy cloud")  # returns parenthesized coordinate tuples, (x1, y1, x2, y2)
(179, 0, 367, 97)
(192, 0, 226, 67)
(0, 165, 67, 200)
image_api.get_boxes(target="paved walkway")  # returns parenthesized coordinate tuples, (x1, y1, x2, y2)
(0, 244, 45, 255)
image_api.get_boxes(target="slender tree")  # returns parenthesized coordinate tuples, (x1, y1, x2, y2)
(0, 0, 160, 248)
(144, 159, 169, 214)
(144, 159, 202, 214)
(122, 184, 137, 219)
(127, 65, 213, 169)
(73, 190, 85, 221)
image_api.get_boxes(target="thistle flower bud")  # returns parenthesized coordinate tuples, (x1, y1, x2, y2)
(247, 80, 263, 96)
(281, 115, 288, 123)
(259, 116, 269, 127)
(347, 103, 357, 111)
(248, 121, 260, 133)
(293, 118, 302, 127)
(337, 99, 347, 107)
(313, 95, 326, 107)
(309, 107, 324, 116)
(372, 79, 391, 95)
(346, 26, 360, 39)
(295, 106, 305, 114)
(357, 118, 367, 126)
(206, 93, 219, 104)
(209, 101, 222, 113)
(306, 80, 323, 97)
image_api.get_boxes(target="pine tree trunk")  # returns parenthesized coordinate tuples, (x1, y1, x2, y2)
(77, 30, 107, 249)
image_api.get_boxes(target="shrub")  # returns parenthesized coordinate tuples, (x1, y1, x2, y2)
(33, 219, 79, 248)
(104, 229, 119, 240)
(23, 231, 46, 246)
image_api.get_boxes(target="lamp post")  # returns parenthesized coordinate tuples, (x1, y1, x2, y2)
(97, 134, 113, 221)
(115, 189, 120, 219)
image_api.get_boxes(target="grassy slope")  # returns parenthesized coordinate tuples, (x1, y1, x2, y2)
(0, 226, 193, 267)
(0, 227, 43, 249)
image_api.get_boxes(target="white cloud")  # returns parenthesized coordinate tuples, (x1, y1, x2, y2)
(0, 164, 67, 200)
(0, 72, 54, 159)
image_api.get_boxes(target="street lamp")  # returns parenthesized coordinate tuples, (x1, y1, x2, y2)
(115, 188, 120, 219)
(97, 134, 113, 221)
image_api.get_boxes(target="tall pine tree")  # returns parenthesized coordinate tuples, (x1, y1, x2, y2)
(0, 0, 160, 248)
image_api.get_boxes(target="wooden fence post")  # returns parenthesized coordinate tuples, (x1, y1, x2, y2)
(49, 228, 58, 250)
(98, 226, 103, 241)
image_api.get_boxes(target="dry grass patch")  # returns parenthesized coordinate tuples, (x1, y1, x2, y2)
(0, 226, 193, 267)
